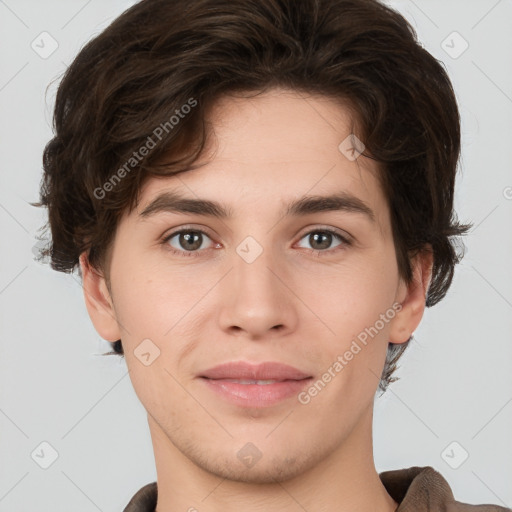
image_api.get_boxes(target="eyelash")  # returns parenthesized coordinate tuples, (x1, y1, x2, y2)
(160, 226, 352, 259)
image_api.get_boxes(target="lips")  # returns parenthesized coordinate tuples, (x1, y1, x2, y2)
(199, 361, 311, 381)
(198, 361, 313, 407)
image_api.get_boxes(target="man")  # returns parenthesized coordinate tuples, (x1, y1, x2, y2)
(35, 0, 510, 510)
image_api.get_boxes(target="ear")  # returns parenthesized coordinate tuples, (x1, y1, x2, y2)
(389, 245, 434, 344)
(79, 252, 121, 342)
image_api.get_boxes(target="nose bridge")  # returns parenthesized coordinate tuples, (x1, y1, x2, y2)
(232, 233, 282, 301)
(217, 232, 296, 335)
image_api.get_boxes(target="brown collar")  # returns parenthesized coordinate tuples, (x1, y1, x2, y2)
(123, 466, 511, 512)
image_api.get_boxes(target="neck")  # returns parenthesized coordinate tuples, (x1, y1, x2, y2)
(149, 405, 398, 512)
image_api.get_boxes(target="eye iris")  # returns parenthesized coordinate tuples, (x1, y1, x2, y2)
(173, 231, 337, 252)
(310, 232, 332, 250)
(180, 231, 202, 251)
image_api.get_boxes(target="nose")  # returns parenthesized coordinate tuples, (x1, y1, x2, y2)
(217, 241, 298, 340)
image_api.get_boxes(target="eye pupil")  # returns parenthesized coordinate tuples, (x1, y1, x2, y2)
(180, 232, 202, 251)
(310, 232, 332, 250)
(167, 228, 344, 256)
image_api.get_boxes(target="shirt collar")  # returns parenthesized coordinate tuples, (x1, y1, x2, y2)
(123, 466, 510, 512)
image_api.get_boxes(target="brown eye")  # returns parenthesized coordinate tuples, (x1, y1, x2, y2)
(308, 232, 334, 250)
(296, 229, 351, 254)
(163, 229, 214, 255)
(177, 231, 203, 251)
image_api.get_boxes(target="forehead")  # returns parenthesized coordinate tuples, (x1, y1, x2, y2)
(134, 88, 388, 231)
(201, 88, 365, 164)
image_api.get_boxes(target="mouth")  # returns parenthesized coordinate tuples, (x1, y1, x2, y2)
(198, 361, 313, 407)
(199, 360, 311, 381)
(199, 376, 313, 408)
(204, 378, 294, 385)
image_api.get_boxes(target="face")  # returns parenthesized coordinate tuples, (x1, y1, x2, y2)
(82, 88, 429, 484)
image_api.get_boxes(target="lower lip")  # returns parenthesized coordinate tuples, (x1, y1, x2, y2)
(200, 377, 313, 407)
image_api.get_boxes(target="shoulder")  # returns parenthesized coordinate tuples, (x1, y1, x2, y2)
(379, 466, 511, 511)
(123, 482, 157, 512)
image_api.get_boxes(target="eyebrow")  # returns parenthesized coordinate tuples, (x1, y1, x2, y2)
(139, 190, 375, 223)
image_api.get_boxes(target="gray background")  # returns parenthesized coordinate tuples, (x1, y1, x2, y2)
(0, 0, 511, 510)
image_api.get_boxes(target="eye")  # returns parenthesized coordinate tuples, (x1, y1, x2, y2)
(295, 228, 351, 255)
(161, 226, 352, 258)
(162, 228, 215, 257)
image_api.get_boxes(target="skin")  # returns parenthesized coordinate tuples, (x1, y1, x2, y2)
(80, 88, 433, 512)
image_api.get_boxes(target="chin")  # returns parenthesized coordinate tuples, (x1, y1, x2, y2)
(184, 440, 322, 484)
(201, 456, 312, 484)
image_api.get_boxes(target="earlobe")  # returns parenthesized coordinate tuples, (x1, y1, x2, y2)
(389, 246, 434, 344)
(79, 252, 121, 342)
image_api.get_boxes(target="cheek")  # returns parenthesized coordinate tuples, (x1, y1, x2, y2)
(109, 250, 195, 337)
(110, 228, 400, 356)
(301, 261, 399, 404)
(295, 251, 398, 331)
(109, 256, 201, 407)
(302, 258, 399, 399)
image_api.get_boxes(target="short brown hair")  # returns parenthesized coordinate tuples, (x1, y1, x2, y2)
(35, 0, 471, 393)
